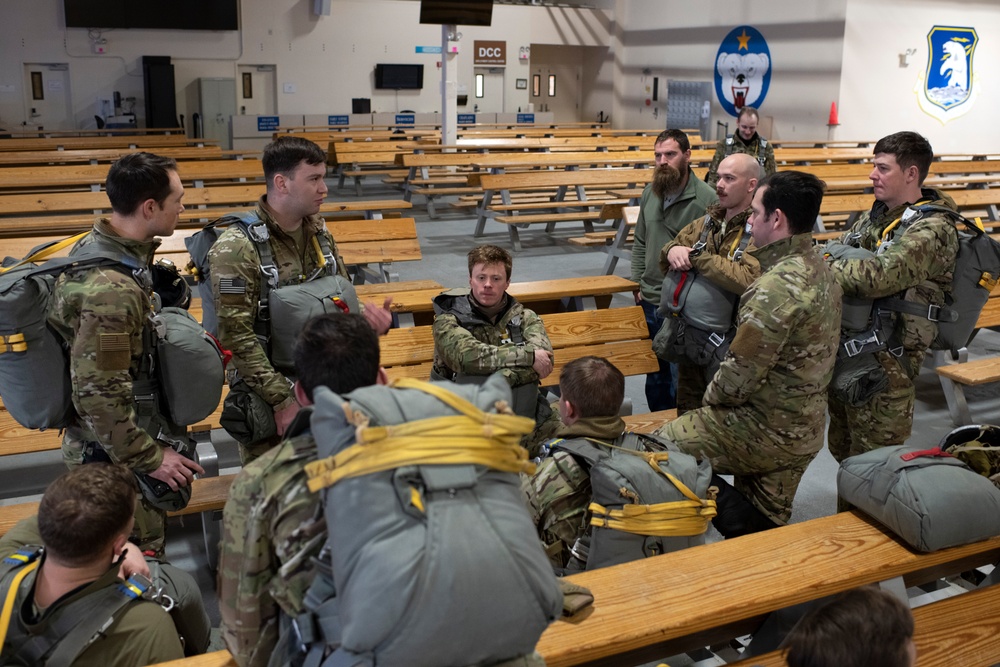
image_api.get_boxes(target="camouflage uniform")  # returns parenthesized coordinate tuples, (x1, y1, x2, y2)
(826, 189, 960, 462)
(47, 219, 178, 556)
(218, 411, 324, 667)
(521, 414, 625, 569)
(656, 234, 842, 525)
(0, 516, 185, 666)
(659, 206, 760, 413)
(631, 170, 717, 412)
(432, 290, 559, 454)
(704, 133, 777, 188)
(207, 196, 350, 462)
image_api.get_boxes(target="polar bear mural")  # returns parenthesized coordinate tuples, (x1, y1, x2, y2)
(716, 52, 770, 111)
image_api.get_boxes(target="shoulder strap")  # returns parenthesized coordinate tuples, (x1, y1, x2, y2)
(692, 214, 714, 253)
(506, 311, 524, 345)
(9, 569, 151, 666)
(310, 231, 338, 278)
(730, 220, 754, 262)
(0, 548, 43, 652)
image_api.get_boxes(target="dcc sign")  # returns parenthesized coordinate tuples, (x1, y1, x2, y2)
(474, 41, 506, 66)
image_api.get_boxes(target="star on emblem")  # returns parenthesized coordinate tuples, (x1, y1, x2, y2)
(737, 29, 751, 51)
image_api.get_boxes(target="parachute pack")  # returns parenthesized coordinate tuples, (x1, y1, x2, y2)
(185, 211, 359, 374)
(0, 233, 225, 431)
(830, 204, 1000, 357)
(294, 375, 563, 667)
(550, 432, 716, 571)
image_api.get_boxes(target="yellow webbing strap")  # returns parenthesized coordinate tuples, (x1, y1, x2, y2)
(310, 236, 328, 269)
(0, 232, 89, 275)
(877, 216, 903, 249)
(305, 377, 537, 492)
(585, 441, 717, 537)
(0, 333, 27, 355)
(0, 559, 39, 649)
(727, 231, 742, 259)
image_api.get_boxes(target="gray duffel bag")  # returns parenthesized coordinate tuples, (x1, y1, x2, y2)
(838, 444, 1000, 552)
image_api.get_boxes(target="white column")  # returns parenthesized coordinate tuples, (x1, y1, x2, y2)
(440, 24, 458, 145)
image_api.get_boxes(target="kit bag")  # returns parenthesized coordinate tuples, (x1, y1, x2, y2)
(0, 234, 142, 430)
(300, 374, 562, 667)
(153, 307, 226, 425)
(554, 433, 715, 570)
(837, 444, 1000, 552)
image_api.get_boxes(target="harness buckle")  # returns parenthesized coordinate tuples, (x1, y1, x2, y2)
(926, 304, 942, 322)
(708, 332, 725, 348)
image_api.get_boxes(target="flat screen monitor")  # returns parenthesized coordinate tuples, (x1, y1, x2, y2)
(64, 0, 239, 30)
(374, 64, 424, 90)
(419, 0, 493, 26)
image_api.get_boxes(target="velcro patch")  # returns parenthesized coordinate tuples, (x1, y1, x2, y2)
(218, 277, 247, 295)
(97, 333, 131, 370)
(728, 324, 762, 359)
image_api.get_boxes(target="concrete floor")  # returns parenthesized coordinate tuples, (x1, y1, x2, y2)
(4, 176, 1000, 660)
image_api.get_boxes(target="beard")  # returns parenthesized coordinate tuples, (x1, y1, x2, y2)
(652, 163, 685, 200)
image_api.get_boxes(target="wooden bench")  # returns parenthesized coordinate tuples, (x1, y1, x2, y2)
(148, 509, 1000, 667)
(534, 510, 1000, 666)
(728, 580, 1000, 666)
(0, 145, 237, 166)
(0, 158, 263, 192)
(329, 141, 419, 196)
(474, 169, 653, 250)
(364, 274, 638, 327)
(381, 305, 658, 388)
(0, 135, 216, 152)
(0, 190, 411, 239)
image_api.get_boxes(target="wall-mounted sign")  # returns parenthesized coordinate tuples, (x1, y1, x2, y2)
(395, 114, 415, 125)
(474, 41, 506, 66)
(516, 113, 535, 124)
(416, 46, 443, 54)
(714, 25, 771, 117)
(257, 116, 279, 132)
(915, 25, 979, 124)
(328, 115, 349, 125)
(458, 114, 476, 124)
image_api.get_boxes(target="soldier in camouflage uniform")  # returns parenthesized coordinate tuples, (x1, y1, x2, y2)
(824, 132, 960, 463)
(521, 356, 628, 570)
(432, 244, 558, 455)
(207, 136, 392, 463)
(705, 106, 777, 188)
(47, 153, 204, 557)
(659, 153, 763, 413)
(0, 464, 185, 665)
(657, 171, 841, 532)
(219, 313, 385, 666)
(631, 129, 718, 412)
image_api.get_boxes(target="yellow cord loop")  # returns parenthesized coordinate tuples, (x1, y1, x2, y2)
(582, 440, 717, 537)
(305, 378, 537, 492)
(0, 232, 89, 275)
(311, 236, 328, 269)
(0, 559, 39, 649)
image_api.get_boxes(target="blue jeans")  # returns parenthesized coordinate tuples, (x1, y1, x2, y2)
(640, 299, 678, 411)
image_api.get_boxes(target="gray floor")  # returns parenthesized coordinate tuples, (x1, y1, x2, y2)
(4, 175, 1000, 658)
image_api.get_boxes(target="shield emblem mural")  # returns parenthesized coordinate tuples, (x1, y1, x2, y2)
(915, 26, 979, 124)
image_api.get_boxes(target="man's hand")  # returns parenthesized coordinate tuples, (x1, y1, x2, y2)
(148, 447, 204, 492)
(666, 245, 694, 271)
(363, 296, 393, 336)
(117, 545, 151, 580)
(533, 349, 554, 379)
(633, 289, 642, 305)
(274, 400, 300, 437)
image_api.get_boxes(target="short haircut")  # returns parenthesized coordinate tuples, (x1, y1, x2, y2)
(757, 171, 826, 235)
(262, 136, 327, 186)
(873, 131, 934, 184)
(38, 463, 136, 566)
(654, 128, 691, 153)
(105, 152, 178, 216)
(467, 244, 513, 280)
(738, 106, 760, 122)
(559, 356, 625, 418)
(294, 312, 381, 400)
(783, 588, 915, 667)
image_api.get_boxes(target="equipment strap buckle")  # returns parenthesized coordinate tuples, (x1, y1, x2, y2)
(926, 304, 942, 322)
(261, 264, 280, 290)
(708, 332, 725, 348)
(843, 331, 882, 358)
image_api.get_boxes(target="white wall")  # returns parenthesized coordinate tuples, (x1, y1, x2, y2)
(0, 0, 612, 131)
(612, 0, 847, 139)
(838, 0, 999, 154)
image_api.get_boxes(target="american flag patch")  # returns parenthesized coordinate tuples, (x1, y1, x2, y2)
(218, 277, 247, 295)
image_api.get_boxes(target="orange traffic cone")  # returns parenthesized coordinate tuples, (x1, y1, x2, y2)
(828, 102, 840, 126)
